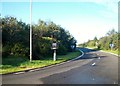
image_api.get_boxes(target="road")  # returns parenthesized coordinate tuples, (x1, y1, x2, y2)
(2, 48, 118, 84)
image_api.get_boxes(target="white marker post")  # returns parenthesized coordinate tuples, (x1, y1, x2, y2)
(110, 43, 114, 51)
(52, 43, 57, 61)
(53, 49, 56, 61)
(95, 42, 98, 48)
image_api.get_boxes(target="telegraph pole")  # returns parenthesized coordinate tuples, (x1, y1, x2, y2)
(30, 0, 32, 62)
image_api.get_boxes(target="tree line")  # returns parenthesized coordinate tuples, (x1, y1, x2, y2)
(79, 29, 119, 51)
(1, 16, 77, 60)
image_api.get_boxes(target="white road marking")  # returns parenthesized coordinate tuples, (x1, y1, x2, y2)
(29, 69, 40, 72)
(79, 49, 85, 58)
(34, 69, 40, 71)
(13, 49, 84, 74)
(14, 72, 25, 75)
(29, 70, 36, 72)
(98, 57, 100, 59)
(91, 62, 96, 66)
(70, 49, 84, 61)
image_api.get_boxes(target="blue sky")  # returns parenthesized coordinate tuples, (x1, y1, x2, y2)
(1, 1, 118, 44)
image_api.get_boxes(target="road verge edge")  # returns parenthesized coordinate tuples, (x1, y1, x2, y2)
(2, 49, 84, 75)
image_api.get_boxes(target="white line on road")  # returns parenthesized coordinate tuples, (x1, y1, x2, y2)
(79, 49, 85, 57)
(14, 72, 25, 75)
(114, 82, 116, 84)
(98, 57, 100, 59)
(91, 62, 96, 66)
(29, 70, 36, 72)
(69, 49, 84, 61)
(29, 69, 40, 72)
(12, 49, 85, 75)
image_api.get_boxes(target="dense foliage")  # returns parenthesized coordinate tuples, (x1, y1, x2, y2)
(79, 29, 119, 51)
(1, 16, 77, 60)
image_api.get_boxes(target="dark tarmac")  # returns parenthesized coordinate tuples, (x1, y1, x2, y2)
(2, 48, 118, 84)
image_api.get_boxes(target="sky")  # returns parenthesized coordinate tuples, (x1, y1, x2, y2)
(1, 0, 119, 44)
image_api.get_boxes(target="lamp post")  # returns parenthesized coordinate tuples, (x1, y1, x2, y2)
(30, 0, 32, 62)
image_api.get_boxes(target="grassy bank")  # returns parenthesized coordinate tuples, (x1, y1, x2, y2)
(86, 46, 119, 55)
(1, 50, 81, 74)
(100, 49, 118, 55)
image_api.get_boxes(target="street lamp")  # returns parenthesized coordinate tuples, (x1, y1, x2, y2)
(30, 0, 32, 62)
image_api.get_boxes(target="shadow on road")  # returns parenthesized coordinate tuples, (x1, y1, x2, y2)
(77, 47, 107, 60)
(39, 48, 114, 84)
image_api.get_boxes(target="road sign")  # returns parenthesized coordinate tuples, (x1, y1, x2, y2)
(51, 43, 57, 50)
(71, 45, 75, 49)
(109, 43, 114, 50)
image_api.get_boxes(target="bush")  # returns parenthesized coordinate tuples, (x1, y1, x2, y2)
(11, 43, 29, 57)
(33, 37, 52, 59)
(57, 44, 67, 55)
(2, 45, 11, 57)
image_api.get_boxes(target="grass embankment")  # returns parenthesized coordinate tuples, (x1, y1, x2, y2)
(101, 49, 118, 55)
(1, 50, 81, 74)
(86, 46, 119, 55)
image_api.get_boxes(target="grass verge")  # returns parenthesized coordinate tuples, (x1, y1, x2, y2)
(1, 50, 81, 74)
(86, 46, 119, 56)
(100, 49, 118, 55)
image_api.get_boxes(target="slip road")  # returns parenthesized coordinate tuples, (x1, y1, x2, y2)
(2, 48, 118, 84)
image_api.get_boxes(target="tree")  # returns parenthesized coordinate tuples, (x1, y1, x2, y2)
(106, 29, 117, 36)
(83, 29, 118, 50)
(2, 16, 77, 59)
(2, 16, 29, 57)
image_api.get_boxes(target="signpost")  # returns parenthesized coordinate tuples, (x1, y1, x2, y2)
(71, 45, 75, 50)
(51, 43, 57, 61)
(109, 43, 114, 50)
(95, 42, 98, 48)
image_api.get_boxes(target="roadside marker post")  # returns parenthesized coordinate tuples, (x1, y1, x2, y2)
(109, 43, 114, 50)
(51, 43, 58, 61)
(53, 49, 56, 61)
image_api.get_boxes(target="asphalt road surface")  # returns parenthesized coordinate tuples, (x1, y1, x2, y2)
(2, 48, 118, 84)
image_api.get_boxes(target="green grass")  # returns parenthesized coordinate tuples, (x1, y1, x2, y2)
(86, 46, 119, 55)
(86, 46, 98, 50)
(1, 51, 81, 74)
(101, 49, 118, 55)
